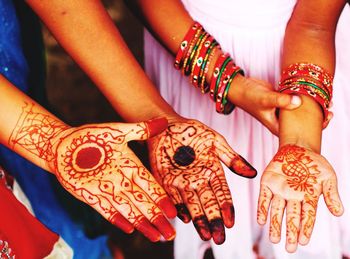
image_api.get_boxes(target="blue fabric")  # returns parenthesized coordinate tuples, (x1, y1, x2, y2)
(0, 1, 111, 258)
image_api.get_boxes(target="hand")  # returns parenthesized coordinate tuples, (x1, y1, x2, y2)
(231, 76, 302, 135)
(148, 119, 257, 244)
(257, 144, 344, 252)
(49, 118, 177, 242)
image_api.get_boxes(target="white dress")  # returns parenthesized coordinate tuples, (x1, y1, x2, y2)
(144, 1, 350, 258)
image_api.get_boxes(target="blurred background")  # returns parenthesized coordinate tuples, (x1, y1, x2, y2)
(42, 0, 174, 258)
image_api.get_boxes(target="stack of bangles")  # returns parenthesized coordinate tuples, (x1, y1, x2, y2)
(278, 63, 333, 124)
(174, 21, 244, 115)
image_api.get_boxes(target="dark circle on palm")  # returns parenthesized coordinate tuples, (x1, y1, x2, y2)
(173, 146, 195, 166)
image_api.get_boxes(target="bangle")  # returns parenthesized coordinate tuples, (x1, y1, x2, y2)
(174, 21, 245, 115)
(279, 62, 333, 123)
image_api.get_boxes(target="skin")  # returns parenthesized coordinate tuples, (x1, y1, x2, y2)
(1, 0, 254, 243)
(148, 120, 257, 244)
(0, 75, 177, 242)
(257, 0, 346, 253)
(125, 0, 302, 135)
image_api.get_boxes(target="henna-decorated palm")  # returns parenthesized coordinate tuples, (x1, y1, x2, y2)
(148, 119, 257, 244)
(48, 118, 177, 242)
(257, 144, 344, 253)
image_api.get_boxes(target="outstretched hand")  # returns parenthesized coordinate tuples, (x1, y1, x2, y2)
(257, 144, 343, 253)
(50, 118, 177, 242)
(148, 119, 257, 244)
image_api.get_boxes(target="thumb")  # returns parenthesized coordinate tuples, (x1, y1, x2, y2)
(263, 92, 302, 110)
(323, 178, 344, 216)
(122, 117, 168, 142)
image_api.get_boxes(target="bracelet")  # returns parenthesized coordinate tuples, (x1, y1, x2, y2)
(279, 62, 333, 123)
(174, 21, 245, 115)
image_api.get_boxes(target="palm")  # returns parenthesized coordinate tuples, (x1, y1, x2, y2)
(149, 119, 256, 244)
(257, 145, 343, 252)
(51, 121, 176, 242)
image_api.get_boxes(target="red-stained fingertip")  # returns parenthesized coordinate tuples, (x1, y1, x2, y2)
(110, 213, 134, 234)
(146, 117, 168, 138)
(221, 203, 235, 228)
(137, 218, 161, 242)
(158, 197, 177, 219)
(152, 215, 176, 241)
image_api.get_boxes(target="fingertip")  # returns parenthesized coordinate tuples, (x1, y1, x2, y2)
(298, 235, 310, 246)
(193, 216, 211, 241)
(257, 217, 267, 226)
(221, 203, 235, 228)
(175, 204, 191, 223)
(152, 215, 176, 241)
(289, 95, 302, 108)
(286, 243, 298, 253)
(146, 117, 168, 138)
(230, 155, 257, 178)
(269, 235, 281, 244)
(210, 219, 225, 245)
(158, 197, 177, 219)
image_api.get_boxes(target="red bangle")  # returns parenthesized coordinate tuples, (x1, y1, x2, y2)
(174, 21, 202, 70)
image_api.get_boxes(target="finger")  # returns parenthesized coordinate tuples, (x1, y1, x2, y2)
(79, 187, 161, 242)
(164, 184, 191, 223)
(131, 163, 177, 219)
(299, 197, 318, 246)
(121, 117, 168, 142)
(122, 184, 176, 241)
(78, 188, 136, 233)
(322, 178, 344, 216)
(214, 134, 257, 178)
(209, 172, 235, 228)
(197, 184, 225, 245)
(322, 111, 333, 129)
(269, 196, 286, 244)
(179, 188, 211, 241)
(257, 184, 273, 225)
(110, 212, 135, 234)
(285, 200, 301, 253)
(262, 92, 301, 109)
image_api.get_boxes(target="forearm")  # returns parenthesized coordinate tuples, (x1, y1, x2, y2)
(0, 75, 68, 171)
(26, 0, 178, 122)
(279, 0, 346, 152)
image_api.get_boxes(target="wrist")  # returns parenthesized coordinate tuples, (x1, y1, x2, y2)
(279, 136, 321, 154)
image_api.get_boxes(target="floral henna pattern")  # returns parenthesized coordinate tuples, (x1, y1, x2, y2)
(149, 120, 256, 245)
(258, 144, 344, 253)
(9, 103, 176, 241)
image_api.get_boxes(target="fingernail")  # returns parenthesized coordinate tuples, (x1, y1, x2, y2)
(110, 213, 134, 234)
(230, 155, 257, 178)
(147, 118, 168, 137)
(193, 216, 211, 241)
(221, 203, 235, 228)
(136, 218, 161, 242)
(175, 204, 191, 223)
(158, 197, 177, 219)
(291, 95, 301, 107)
(152, 215, 176, 241)
(209, 218, 225, 245)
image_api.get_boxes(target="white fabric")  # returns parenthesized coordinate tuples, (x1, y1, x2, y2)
(144, 1, 350, 258)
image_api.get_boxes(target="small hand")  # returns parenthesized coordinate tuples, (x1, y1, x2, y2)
(257, 144, 343, 253)
(231, 76, 301, 135)
(148, 119, 257, 244)
(50, 118, 177, 242)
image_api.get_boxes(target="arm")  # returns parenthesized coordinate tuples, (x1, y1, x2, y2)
(23, 0, 259, 244)
(257, 0, 346, 253)
(0, 74, 177, 242)
(26, 0, 178, 123)
(124, 0, 302, 134)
